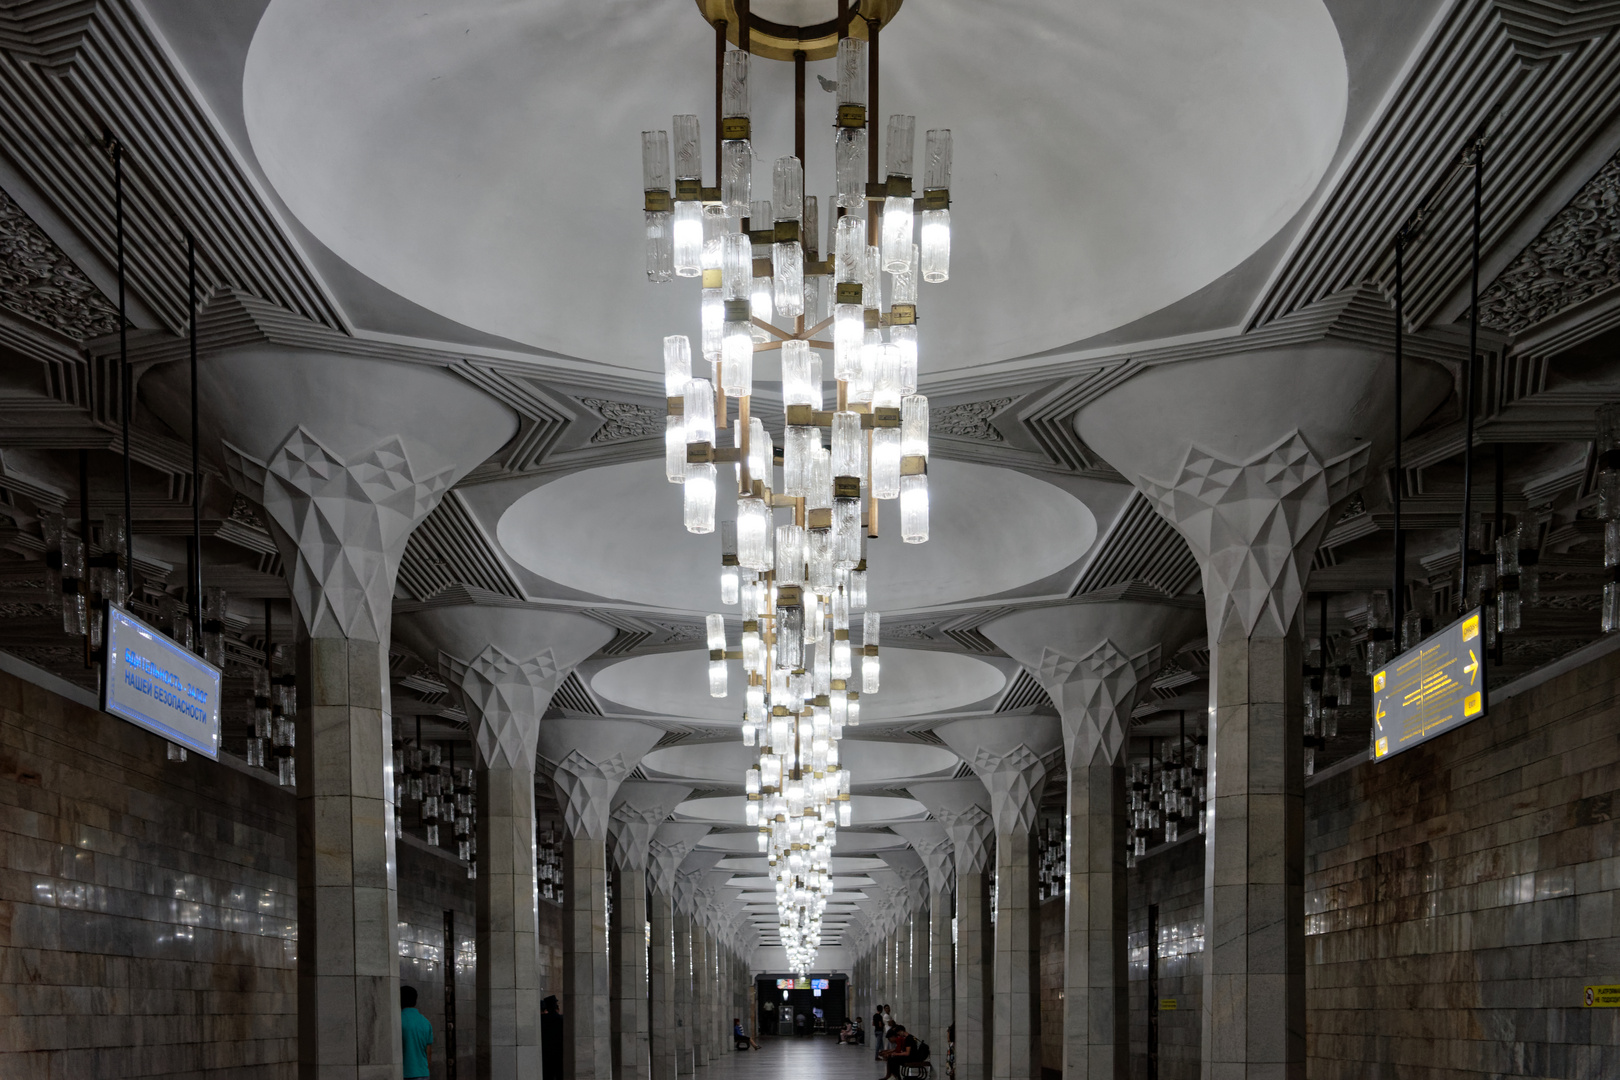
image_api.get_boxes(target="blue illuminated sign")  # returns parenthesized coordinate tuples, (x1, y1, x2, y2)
(102, 604, 221, 759)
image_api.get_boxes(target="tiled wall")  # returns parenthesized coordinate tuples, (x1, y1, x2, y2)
(1127, 835, 1205, 1080)
(1305, 647, 1620, 1078)
(0, 668, 297, 1078)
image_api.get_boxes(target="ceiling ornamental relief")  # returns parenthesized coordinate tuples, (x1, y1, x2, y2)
(581, 397, 665, 444)
(0, 187, 119, 341)
(932, 398, 1014, 443)
(1477, 151, 1620, 335)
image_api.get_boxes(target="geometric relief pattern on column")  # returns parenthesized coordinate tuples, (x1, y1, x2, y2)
(1139, 430, 1369, 641)
(440, 646, 564, 773)
(967, 745, 1049, 836)
(552, 751, 634, 840)
(227, 426, 455, 642)
(913, 838, 954, 898)
(937, 806, 995, 875)
(1035, 640, 1160, 767)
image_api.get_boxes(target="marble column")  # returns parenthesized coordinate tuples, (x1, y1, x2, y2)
(186, 334, 517, 1080)
(896, 822, 956, 1055)
(915, 781, 996, 1080)
(691, 915, 710, 1066)
(706, 926, 723, 1059)
(1079, 338, 1452, 1078)
(608, 784, 692, 1080)
(651, 826, 708, 1080)
(398, 606, 616, 1080)
(985, 600, 1200, 1080)
(673, 884, 695, 1075)
(543, 720, 662, 1080)
(938, 719, 1062, 1080)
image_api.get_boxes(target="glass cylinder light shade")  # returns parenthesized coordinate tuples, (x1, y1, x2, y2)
(722, 232, 752, 300)
(892, 326, 918, 393)
(722, 139, 753, 219)
(738, 497, 771, 571)
(808, 447, 833, 511)
(642, 129, 671, 192)
(782, 340, 817, 406)
(774, 242, 804, 317)
(836, 38, 866, 106)
(723, 48, 749, 119)
(773, 156, 803, 223)
(901, 394, 929, 458)
(833, 498, 861, 568)
(751, 274, 773, 324)
(709, 658, 728, 698)
(702, 287, 723, 361)
(835, 216, 866, 282)
(674, 114, 702, 179)
(722, 322, 753, 396)
(778, 605, 803, 670)
(777, 524, 807, 586)
(900, 473, 929, 543)
(803, 196, 820, 261)
(924, 128, 952, 190)
(835, 127, 867, 209)
(665, 416, 685, 483)
(645, 211, 672, 282)
(919, 209, 950, 283)
(663, 335, 691, 397)
(685, 462, 716, 533)
(863, 652, 880, 694)
(706, 613, 726, 652)
(832, 411, 865, 479)
(684, 377, 714, 445)
(872, 343, 903, 409)
(871, 427, 902, 499)
(784, 425, 817, 498)
(673, 201, 703, 276)
(833, 305, 864, 380)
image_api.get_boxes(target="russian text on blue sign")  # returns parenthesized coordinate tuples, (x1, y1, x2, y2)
(1372, 607, 1486, 762)
(102, 603, 221, 759)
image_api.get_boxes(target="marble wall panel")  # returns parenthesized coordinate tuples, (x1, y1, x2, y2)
(395, 837, 477, 1079)
(1039, 893, 1063, 1077)
(1127, 834, 1205, 1080)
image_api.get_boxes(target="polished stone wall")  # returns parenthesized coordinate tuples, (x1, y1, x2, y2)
(0, 668, 297, 1078)
(1039, 893, 1063, 1077)
(1305, 646, 1620, 1078)
(1127, 834, 1204, 1080)
(396, 837, 477, 1078)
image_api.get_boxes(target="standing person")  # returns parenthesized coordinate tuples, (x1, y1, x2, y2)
(400, 986, 434, 1080)
(541, 995, 564, 1080)
(873, 1006, 885, 1059)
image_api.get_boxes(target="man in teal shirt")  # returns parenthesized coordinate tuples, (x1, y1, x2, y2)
(401, 985, 434, 1078)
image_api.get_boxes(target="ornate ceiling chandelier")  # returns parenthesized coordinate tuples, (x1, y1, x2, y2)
(637, 0, 951, 972)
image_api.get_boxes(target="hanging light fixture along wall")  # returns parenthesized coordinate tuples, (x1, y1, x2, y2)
(636, 0, 952, 972)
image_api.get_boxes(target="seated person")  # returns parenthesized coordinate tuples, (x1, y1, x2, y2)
(878, 1025, 924, 1079)
(839, 1020, 856, 1043)
(734, 1018, 759, 1050)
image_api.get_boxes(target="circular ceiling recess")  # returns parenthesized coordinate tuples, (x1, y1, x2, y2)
(244, 0, 1346, 374)
(498, 457, 1095, 612)
(643, 738, 960, 785)
(592, 646, 1005, 722)
(676, 794, 928, 824)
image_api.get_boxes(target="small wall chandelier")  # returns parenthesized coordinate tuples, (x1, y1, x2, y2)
(636, 0, 953, 971)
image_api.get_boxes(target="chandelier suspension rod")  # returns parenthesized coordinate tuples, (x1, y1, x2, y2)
(715, 17, 728, 182)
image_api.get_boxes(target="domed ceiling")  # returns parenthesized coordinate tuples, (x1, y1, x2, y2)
(242, 0, 1347, 375)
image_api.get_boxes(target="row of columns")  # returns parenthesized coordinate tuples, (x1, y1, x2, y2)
(185, 309, 1442, 1080)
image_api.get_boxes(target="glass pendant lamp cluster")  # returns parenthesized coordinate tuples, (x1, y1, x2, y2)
(1125, 725, 1207, 867)
(638, 1, 951, 972)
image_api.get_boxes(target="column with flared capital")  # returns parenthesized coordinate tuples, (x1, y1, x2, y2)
(608, 783, 693, 1080)
(673, 871, 697, 1075)
(690, 907, 710, 1066)
(914, 780, 996, 1080)
(1078, 343, 1452, 1076)
(939, 717, 1062, 1080)
(651, 827, 709, 1080)
(895, 821, 955, 1053)
(192, 344, 517, 1079)
(542, 720, 662, 1080)
(985, 600, 1201, 1080)
(396, 606, 614, 1080)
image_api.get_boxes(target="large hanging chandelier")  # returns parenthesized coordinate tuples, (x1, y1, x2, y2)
(637, 0, 951, 973)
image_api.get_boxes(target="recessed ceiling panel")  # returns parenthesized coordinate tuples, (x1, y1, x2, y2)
(593, 646, 1005, 722)
(244, 0, 1347, 373)
(498, 458, 1095, 613)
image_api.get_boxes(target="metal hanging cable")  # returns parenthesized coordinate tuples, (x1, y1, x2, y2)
(1459, 138, 1484, 614)
(113, 137, 134, 583)
(188, 234, 202, 650)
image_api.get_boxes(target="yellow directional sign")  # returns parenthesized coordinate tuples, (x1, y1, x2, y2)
(1158, 998, 1178, 1011)
(1372, 607, 1488, 761)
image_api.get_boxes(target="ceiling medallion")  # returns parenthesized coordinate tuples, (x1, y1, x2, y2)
(636, 0, 954, 969)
